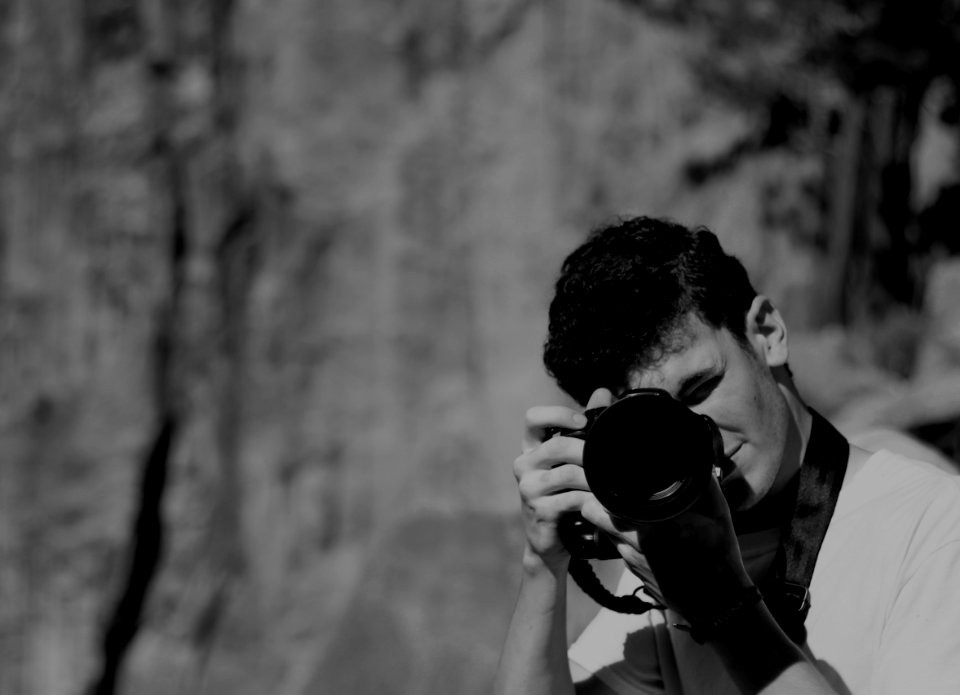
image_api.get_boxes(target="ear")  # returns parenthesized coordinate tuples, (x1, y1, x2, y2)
(745, 295, 788, 367)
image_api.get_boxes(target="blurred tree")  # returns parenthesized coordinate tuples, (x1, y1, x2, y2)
(612, 0, 960, 327)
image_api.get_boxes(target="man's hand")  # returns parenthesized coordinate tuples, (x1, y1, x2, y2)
(513, 389, 614, 575)
(580, 457, 753, 630)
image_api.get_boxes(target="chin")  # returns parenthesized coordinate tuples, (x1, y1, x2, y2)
(720, 473, 756, 511)
(725, 458, 781, 512)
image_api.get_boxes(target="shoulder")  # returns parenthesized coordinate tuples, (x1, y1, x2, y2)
(818, 446, 960, 579)
(849, 452, 960, 692)
(832, 448, 960, 575)
(847, 427, 959, 473)
(838, 447, 960, 518)
(807, 448, 960, 691)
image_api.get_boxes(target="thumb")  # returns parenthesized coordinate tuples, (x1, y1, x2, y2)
(585, 387, 614, 410)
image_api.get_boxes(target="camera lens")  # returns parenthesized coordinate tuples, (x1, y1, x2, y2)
(582, 390, 720, 524)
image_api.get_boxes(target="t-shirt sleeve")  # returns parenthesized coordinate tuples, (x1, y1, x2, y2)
(568, 607, 669, 694)
(873, 540, 960, 694)
(568, 571, 674, 694)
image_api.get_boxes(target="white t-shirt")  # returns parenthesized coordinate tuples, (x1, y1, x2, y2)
(568, 449, 960, 694)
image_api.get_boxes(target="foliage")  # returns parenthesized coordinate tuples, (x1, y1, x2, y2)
(612, 0, 960, 329)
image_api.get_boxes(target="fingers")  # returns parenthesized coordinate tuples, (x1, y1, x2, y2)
(515, 392, 614, 569)
(522, 388, 613, 451)
(523, 489, 592, 523)
(580, 497, 620, 536)
(522, 405, 588, 452)
(585, 387, 615, 410)
(514, 435, 585, 478)
(517, 462, 589, 501)
(580, 497, 649, 549)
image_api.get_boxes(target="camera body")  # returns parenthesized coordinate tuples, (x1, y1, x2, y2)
(552, 388, 725, 560)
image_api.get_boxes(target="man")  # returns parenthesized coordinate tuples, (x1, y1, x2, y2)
(494, 216, 960, 694)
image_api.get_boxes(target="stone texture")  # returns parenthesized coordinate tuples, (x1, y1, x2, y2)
(0, 2, 957, 695)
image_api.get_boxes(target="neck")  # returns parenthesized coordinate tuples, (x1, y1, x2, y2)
(776, 378, 813, 491)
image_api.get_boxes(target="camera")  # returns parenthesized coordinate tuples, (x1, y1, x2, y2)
(550, 388, 725, 559)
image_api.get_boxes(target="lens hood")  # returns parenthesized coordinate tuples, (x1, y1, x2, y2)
(582, 389, 722, 524)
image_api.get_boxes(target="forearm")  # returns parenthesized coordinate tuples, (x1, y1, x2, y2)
(494, 549, 576, 695)
(709, 601, 837, 695)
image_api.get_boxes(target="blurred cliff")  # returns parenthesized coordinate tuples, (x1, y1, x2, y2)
(1, 1, 958, 694)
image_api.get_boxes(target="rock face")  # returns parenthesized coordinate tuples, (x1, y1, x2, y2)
(1, 2, 957, 695)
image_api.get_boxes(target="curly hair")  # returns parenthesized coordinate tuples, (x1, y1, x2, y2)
(543, 216, 757, 405)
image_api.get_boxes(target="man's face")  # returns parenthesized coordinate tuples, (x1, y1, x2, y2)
(623, 314, 792, 511)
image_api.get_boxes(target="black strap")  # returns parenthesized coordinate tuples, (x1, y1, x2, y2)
(568, 556, 660, 615)
(570, 408, 850, 647)
(764, 408, 849, 644)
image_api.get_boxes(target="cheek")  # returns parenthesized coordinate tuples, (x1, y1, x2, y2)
(710, 385, 766, 439)
(723, 383, 783, 463)
(747, 386, 789, 476)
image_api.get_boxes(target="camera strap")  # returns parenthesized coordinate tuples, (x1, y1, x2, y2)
(763, 407, 849, 644)
(569, 408, 850, 646)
